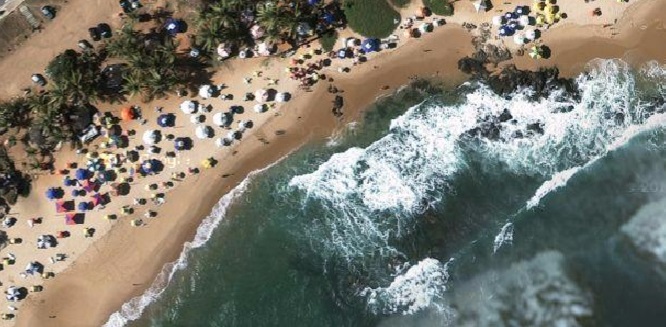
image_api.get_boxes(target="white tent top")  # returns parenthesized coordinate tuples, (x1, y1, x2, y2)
(254, 104, 266, 113)
(180, 101, 197, 114)
(473, 0, 488, 12)
(142, 130, 159, 145)
(213, 112, 229, 126)
(195, 125, 213, 139)
(217, 43, 231, 58)
(199, 85, 213, 99)
(250, 24, 265, 39)
(513, 34, 526, 45)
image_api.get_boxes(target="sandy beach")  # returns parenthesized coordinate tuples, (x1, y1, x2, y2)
(0, 0, 660, 326)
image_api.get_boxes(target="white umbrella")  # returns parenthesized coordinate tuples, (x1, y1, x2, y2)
(226, 130, 239, 140)
(217, 43, 231, 58)
(142, 130, 159, 145)
(200, 104, 212, 113)
(213, 112, 230, 126)
(190, 115, 204, 124)
(343, 37, 357, 48)
(513, 34, 526, 45)
(276, 92, 289, 102)
(254, 89, 268, 102)
(419, 23, 432, 34)
(525, 29, 538, 40)
(250, 24, 265, 39)
(195, 125, 213, 139)
(492, 16, 504, 26)
(239, 49, 249, 59)
(519, 15, 531, 27)
(254, 104, 266, 113)
(257, 42, 271, 56)
(215, 138, 226, 147)
(238, 120, 251, 131)
(199, 85, 213, 99)
(180, 101, 197, 114)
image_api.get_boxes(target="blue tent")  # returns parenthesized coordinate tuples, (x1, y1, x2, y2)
(157, 114, 173, 127)
(75, 168, 88, 180)
(361, 38, 380, 52)
(78, 202, 89, 211)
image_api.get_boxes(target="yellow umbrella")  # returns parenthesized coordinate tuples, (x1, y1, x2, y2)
(535, 15, 546, 26)
(529, 45, 543, 59)
(532, 0, 545, 13)
(201, 158, 214, 169)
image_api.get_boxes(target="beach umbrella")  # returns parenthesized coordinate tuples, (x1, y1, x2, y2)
(157, 114, 173, 127)
(533, 0, 545, 12)
(499, 25, 514, 36)
(107, 124, 122, 137)
(71, 189, 80, 197)
(199, 84, 214, 99)
(91, 193, 104, 207)
(322, 12, 335, 24)
(308, 0, 320, 5)
(513, 34, 526, 45)
(239, 48, 250, 59)
(141, 160, 154, 174)
(504, 12, 515, 20)
(419, 23, 432, 34)
(254, 104, 266, 113)
(254, 89, 268, 103)
(492, 16, 504, 26)
(250, 24, 265, 39)
(174, 138, 187, 150)
(519, 15, 531, 27)
(361, 38, 380, 52)
(65, 213, 77, 225)
(213, 112, 230, 127)
(126, 150, 139, 162)
(142, 129, 160, 145)
(525, 29, 539, 40)
(217, 43, 232, 58)
(276, 92, 290, 102)
(75, 168, 88, 180)
(215, 138, 227, 147)
(529, 45, 543, 59)
(164, 17, 182, 36)
(25, 261, 41, 275)
(227, 130, 239, 141)
(63, 176, 74, 186)
(535, 15, 546, 25)
(190, 114, 205, 124)
(45, 188, 58, 200)
(515, 5, 527, 15)
(78, 202, 89, 211)
(180, 101, 197, 114)
(473, 0, 488, 12)
(337, 49, 348, 59)
(120, 107, 135, 121)
(195, 125, 213, 139)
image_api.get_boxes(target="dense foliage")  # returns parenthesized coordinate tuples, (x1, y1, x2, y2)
(343, 0, 399, 38)
(423, 0, 454, 16)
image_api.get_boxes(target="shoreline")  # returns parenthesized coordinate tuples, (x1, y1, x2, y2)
(3, 0, 664, 326)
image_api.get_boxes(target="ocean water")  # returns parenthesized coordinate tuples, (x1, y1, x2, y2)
(107, 59, 666, 327)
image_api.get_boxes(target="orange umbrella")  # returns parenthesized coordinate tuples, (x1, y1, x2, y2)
(121, 107, 135, 121)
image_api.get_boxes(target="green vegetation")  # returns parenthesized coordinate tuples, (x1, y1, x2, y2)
(0, 146, 30, 205)
(46, 50, 102, 105)
(390, 0, 411, 7)
(319, 30, 338, 52)
(423, 0, 454, 16)
(343, 0, 399, 38)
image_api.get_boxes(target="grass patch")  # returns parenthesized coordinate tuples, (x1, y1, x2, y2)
(423, 0, 454, 16)
(390, 0, 411, 7)
(319, 30, 338, 52)
(343, 0, 399, 38)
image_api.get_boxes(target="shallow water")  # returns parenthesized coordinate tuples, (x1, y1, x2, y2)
(110, 60, 666, 327)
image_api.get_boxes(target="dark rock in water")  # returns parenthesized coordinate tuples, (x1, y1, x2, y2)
(614, 112, 625, 125)
(512, 130, 524, 138)
(458, 57, 486, 76)
(499, 109, 513, 122)
(526, 122, 545, 135)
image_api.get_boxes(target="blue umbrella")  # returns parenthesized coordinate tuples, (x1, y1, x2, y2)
(71, 189, 80, 197)
(337, 49, 348, 59)
(308, 0, 320, 5)
(504, 12, 515, 20)
(157, 114, 172, 127)
(515, 6, 526, 15)
(361, 38, 380, 52)
(322, 12, 334, 24)
(75, 168, 88, 180)
(78, 202, 89, 211)
(164, 18, 181, 36)
(45, 188, 57, 200)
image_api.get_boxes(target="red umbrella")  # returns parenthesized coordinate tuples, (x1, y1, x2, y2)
(90, 193, 103, 207)
(82, 180, 96, 193)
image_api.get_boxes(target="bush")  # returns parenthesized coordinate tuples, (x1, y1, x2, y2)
(423, 0, 454, 16)
(390, 0, 411, 7)
(343, 0, 399, 38)
(319, 30, 338, 52)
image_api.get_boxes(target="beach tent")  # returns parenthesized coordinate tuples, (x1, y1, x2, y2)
(254, 89, 269, 103)
(492, 16, 504, 26)
(276, 92, 290, 102)
(180, 101, 197, 114)
(91, 193, 104, 207)
(213, 112, 230, 126)
(55, 200, 69, 213)
(75, 168, 89, 180)
(254, 104, 267, 113)
(142, 129, 160, 145)
(157, 114, 174, 127)
(250, 25, 265, 39)
(361, 38, 380, 52)
(473, 0, 489, 13)
(195, 125, 213, 139)
(65, 213, 78, 225)
(120, 107, 135, 121)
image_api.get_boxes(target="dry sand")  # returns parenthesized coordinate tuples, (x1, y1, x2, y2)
(0, 0, 659, 326)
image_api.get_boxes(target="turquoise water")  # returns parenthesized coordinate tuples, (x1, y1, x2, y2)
(113, 60, 666, 327)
